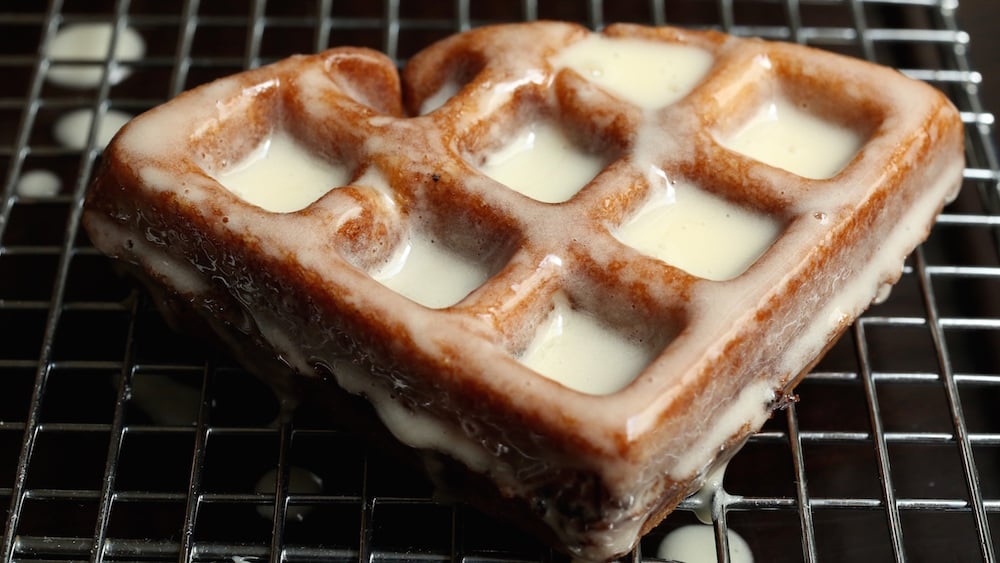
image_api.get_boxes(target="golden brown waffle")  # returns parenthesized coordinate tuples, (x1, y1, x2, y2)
(83, 21, 963, 561)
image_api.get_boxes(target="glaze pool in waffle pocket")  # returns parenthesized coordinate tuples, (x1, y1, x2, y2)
(82, 21, 963, 561)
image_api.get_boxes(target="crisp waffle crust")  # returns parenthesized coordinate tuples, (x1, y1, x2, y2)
(83, 22, 963, 561)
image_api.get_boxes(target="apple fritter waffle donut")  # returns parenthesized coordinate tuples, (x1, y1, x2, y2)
(83, 21, 963, 561)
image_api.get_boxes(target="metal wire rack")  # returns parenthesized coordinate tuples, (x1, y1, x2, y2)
(1, 0, 998, 561)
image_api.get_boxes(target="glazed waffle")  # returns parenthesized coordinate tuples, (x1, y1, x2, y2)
(82, 21, 963, 561)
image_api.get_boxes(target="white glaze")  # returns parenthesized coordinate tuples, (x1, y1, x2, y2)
(54, 109, 132, 150)
(46, 23, 146, 89)
(84, 212, 212, 297)
(420, 80, 460, 114)
(15, 170, 61, 197)
(214, 131, 350, 213)
(373, 233, 489, 309)
(720, 99, 861, 179)
(518, 294, 654, 395)
(129, 373, 200, 426)
(670, 380, 774, 479)
(552, 35, 713, 109)
(482, 68, 547, 117)
(615, 180, 781, 280)
(657, 525, 754, 563)
(688, 460, 730, 525)
(478, 121, 604, 203)
(328, 358, 495, 474)
(775, 156, 965, 378)
(254, 466, 324, 522)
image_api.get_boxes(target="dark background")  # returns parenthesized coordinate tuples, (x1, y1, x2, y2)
(961, 0, 999, 143)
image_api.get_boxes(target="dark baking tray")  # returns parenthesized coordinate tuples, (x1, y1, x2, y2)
(1, 1, 998, 561)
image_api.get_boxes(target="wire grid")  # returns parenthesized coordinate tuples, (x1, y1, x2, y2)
(0, 0, 997, 561)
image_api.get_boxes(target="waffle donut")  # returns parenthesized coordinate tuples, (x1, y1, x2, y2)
(83, 21, 963, 561)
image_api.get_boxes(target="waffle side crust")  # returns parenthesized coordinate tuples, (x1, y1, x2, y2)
(83, 22, 964, 561)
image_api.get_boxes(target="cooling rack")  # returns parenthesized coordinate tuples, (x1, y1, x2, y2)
(1, 0, 998, 562)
